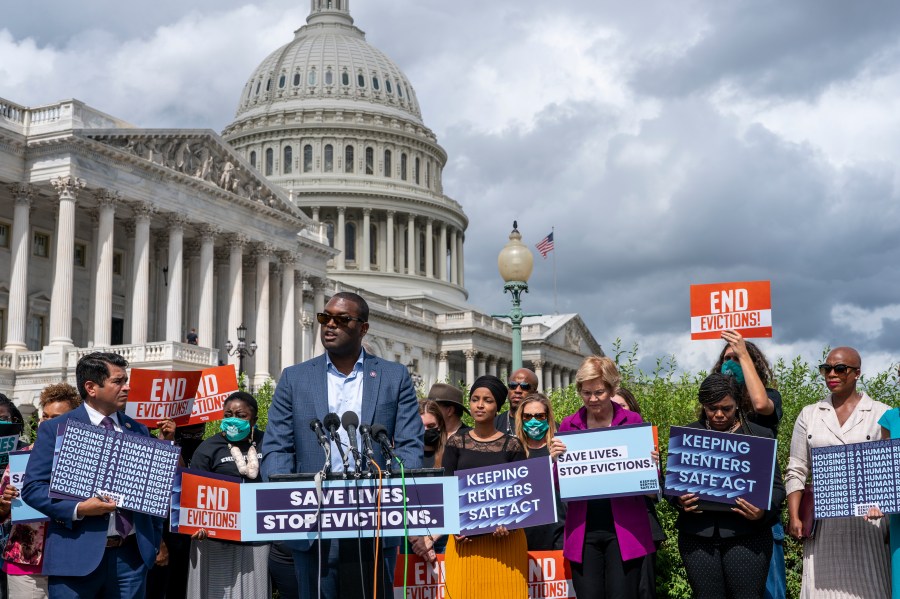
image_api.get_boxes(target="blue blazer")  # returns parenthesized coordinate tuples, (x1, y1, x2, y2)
(22, 404, 164, 577)
(261, 352, 424, 549)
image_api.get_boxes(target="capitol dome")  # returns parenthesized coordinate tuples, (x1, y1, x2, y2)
(223, 0, 469, 309)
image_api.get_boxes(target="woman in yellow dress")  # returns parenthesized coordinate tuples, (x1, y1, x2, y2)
(442, 375, 528, 598)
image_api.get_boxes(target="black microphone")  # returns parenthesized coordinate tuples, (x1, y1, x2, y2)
(324, 412, 351, 476)
(370, 424, 401, 465)
(358, 424, 377, 463)
(341, 411, 363, 472)
(309, 419, 329, 448)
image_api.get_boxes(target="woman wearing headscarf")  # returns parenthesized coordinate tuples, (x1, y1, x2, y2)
(785, 347, 891, 598)
(674, 373, 785, 599)
(442, 375, 527, 599)
(187, 391, 269, 598)
(557, 356, 656, 599)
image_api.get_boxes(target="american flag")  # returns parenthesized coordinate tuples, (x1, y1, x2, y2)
(535, 232, 554, 258)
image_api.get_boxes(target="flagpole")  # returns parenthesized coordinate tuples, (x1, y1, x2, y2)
(552, 226, 558, 314)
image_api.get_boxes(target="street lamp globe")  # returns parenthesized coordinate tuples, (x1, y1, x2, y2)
(497, 221, 534, 283)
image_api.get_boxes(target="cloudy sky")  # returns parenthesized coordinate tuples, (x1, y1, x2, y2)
(4, 0, 900, 377)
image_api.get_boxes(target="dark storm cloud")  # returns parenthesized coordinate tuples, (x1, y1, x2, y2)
(632, 0, 900, 99)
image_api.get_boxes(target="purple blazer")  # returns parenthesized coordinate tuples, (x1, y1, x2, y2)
(558, 403, 656, 563)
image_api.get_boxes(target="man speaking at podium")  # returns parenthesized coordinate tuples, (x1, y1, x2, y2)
(262, 291, 423, 599)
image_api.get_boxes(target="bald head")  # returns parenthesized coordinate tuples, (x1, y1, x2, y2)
(507, 368, 539, 411)
(829, 347, 861, 368)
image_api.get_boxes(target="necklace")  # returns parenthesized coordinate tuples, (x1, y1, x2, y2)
(228, 436, 259, 479)
(705, 417, 742, 433)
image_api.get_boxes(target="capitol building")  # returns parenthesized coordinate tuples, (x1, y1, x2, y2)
(0, 0, 602, 413)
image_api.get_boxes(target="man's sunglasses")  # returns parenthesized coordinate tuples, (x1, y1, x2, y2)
(507, 382, 533, 391)
(316, 312, 366, 327)
(818, 363, 860, 375)
(522, 412, 548, 421)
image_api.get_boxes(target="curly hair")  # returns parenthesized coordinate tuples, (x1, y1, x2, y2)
(712, 341, 774, 388)
(39, 383, 81, 410)
(697, 373, 751, 433)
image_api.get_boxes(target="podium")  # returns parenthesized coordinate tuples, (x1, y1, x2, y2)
(268, 467, 444, 482)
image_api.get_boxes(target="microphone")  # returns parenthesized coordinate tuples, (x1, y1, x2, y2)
(324, 412, 351, 476)
(370, 424, 401, 466)
(341, 411, 364, 472)
(358, 424, 377, 463)
(309, 419, 332, 474)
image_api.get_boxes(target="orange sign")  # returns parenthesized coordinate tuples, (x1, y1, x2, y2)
(392, 551, 574, 599)
(690, 280, 772, 340)
(185, 365, 240, 425)
(175, 470, 242, 541)
(126, 369, 203, 426)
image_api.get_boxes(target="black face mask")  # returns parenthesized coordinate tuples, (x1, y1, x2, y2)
(423, 428, 441, 447)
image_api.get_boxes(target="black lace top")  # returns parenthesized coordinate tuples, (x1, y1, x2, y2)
(442, 430, 526, 475)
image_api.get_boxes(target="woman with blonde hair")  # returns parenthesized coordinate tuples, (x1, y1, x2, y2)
(556, 356, 656, 599)
(514, 392, 566, 550)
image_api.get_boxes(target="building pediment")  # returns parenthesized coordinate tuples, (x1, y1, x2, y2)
(523, 314, 604, 356)
(79, 129, 308, 225)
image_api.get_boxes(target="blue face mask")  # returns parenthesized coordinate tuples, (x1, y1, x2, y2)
(523, 418, 550, 440)
(220, 417, 251, 442)
(721, 360, 745, 385)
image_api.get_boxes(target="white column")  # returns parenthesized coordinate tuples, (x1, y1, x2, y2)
(407, 214, 416, 275)
(335, 207, 346, 270)
(48, 176, 85, 346)
(4, 184, 32, 351)
(280, 253, 296, 371)
(487, 357, 497, 377)
(301, 313, 313, 362)
(361, 208, 371, 271)
(386, 210, 395, 273)
(457, 231, 465, 287)
(165, 216, 185, 342)
(562, 370, 571, 389)
(312, 280, 327, 357)
(464, 349, 476, 389)
(476, 353, 486, 377)
(553, 366, 562, 391)
(439, 222, 448, 282)
(254, 246, 272, 385)
(227, 235, 247, 367)
(533, 359, 545, 392)
(130, 204, 153, 345)
(197, 225, 218, 348)
(425, 218, 434, 278)
(93, 191, 117, 347)
(437, 351, 448, 382)
(450, 228, 458, 285)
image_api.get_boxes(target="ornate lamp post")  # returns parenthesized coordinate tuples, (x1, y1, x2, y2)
(494, 221, 539, 371)
(225, 323, 257, 380)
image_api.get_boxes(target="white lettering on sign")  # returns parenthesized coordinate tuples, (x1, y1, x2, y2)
(710, 289, 748, 314)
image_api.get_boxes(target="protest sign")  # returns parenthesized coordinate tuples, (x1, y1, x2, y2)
(126, 369, 203, 426)
(456, 456, 557, 534)
(240, 477, 460, 541)
(556, 424, 658, 501)
(49, 419, 181, 517)
(8, 451, 47, 523)
(0, 422, 21, 469)
(811, 438, 900, 519)
(171, 468, 242, 541)
(392, 551, 574, 599)
(185, 365, 240, 425)
(690, 280, 772, 340)
(664, 426, 776, 509)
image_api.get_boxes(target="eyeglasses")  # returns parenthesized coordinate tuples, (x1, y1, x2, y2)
(522, 412, 548, 421)
(579, 389, 609, 399)
(507, 382, 533, 391)
(818, 363, 860, 375)
(316, 312, 366, 327)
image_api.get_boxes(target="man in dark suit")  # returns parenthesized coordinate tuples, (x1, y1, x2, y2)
(262, 291, 423, 599)
(22, 352, 163, 599)
(495, 367, 539, 434)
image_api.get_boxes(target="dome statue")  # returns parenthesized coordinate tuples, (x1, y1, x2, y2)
(223, 0, 469, 309)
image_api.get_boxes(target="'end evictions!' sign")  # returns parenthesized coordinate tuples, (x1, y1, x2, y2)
(690, 280, 772, 340)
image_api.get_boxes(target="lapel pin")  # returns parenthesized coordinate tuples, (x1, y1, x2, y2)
(370, 371, 377, 377)
(125, 422, 132, 429)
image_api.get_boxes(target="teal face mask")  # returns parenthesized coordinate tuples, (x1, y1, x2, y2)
(523, 418, 550, 440)
(220, 417, 251, 442)
(721, 360, 745, 385)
